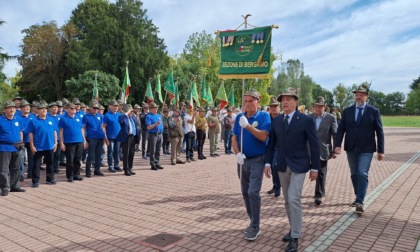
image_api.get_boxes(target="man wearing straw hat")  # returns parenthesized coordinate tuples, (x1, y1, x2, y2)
(232, 90, 270, 241)
(264, 88, 320, 252)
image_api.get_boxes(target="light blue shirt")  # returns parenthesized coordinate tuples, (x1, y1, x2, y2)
(315, 112, 324, 130)
(354, 103, 366, 121)
(284, 110, 296, 124)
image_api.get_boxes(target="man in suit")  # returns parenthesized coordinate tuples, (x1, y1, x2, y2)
(308, 96, 338, 205)
(334, 84, 384, 214)
(264, 88, 320, 252)
(116, 104, 138, 176)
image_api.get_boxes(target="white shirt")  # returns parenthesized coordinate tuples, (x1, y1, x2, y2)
(184, 114, 196, 133)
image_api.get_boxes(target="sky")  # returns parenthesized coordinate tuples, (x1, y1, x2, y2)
(1, 0, 419, 95)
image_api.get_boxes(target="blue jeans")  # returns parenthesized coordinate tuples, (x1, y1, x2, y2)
(223, 129, 232, 153)
(346, 150, 373, 205)
(86, 138, 104, 175)
(237, 154, 265, 228)
(107, 139, 120, 169)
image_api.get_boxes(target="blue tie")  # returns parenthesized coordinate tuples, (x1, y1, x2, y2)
(284, 115, 289, 131)
(356, 107, 363, 124)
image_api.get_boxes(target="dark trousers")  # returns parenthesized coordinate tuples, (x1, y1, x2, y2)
(185, 131, 195, 159)
(65, 142, 83, 179)
(53, 140, 61, 172)
(141, 130, 149, 157)
(33, 150, 54, 184)
(86, 138, 104, 175)
(196, 129, 206, 157)
(162, 131, 170, 153)
(271, 148, 281, 193)
(224, 129, 232, 153)
(0, 151, 22, 191)
(24, 142, 34, 177)
(121, 135, 136, 171)
(315, 160, 328, 198)
(148, 133, 162, 166)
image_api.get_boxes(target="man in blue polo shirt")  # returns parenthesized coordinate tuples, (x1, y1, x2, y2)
(232, 90, 270, 241)
(27, 102, 58, 187)
(0, 100, 26, 196)
(146, 102, 164, 170)
(83, 100, 107, 177)
(17, 100, 35, 181)
(103, 99, 121, 173)
(48, 102, 62, 174)
(59, 103, 87, 182)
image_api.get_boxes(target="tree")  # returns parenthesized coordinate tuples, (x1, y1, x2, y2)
(0, 20, 18, 83)
(409, 76, 420, 90)
(385, 92, 405, 112)
(0, 71, 20, 110)
(312, 84, 334, 107)
(405, 89, 420, 114)
(368, 90, 387, 113)
(333, 83, 355, 109)
(65, 70, 120, 105)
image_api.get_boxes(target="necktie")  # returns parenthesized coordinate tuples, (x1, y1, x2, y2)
(356, 107, 363, 124)
(284, 115, 289, 131)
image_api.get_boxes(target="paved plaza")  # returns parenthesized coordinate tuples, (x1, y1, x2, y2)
(0, 127, 419, 252)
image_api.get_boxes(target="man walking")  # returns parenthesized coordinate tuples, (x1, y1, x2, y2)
(308, 96, 337, 205)
(264, 88, 320, 252)
(232, 90, 271, 241)
(334, 84, 384, 214)
(266, 97, 281, 197)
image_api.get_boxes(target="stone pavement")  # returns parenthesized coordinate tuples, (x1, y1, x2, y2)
(0, 127, 419, 252)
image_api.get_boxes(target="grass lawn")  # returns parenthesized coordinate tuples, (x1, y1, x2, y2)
(381, 116, 420, 128)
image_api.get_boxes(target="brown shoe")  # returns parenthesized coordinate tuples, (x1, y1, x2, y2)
(355, 203, 364, 214)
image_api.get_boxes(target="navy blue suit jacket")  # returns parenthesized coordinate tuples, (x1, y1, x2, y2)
(116, 114, 138, 143)
(265, 111, 320, 173)
(335, 104, 384, 153)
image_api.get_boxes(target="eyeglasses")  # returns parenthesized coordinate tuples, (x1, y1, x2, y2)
(69, 107, 76, 110)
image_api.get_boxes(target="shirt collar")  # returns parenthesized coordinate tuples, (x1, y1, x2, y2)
(244, 110, 260, 119)
(356, 103, 367, 109)
(284, 110, 296, 118)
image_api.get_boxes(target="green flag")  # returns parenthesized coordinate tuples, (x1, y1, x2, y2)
(92, 73, 99, 101)
(120, 66, 131, 103)
(228, 84, 235, 107)
(207, 85, 213, 106)
(191, 81, 200, 107)
(171, 81, 179, 105)
(145, 79, 154, 104)
(200, 76, 207, 103)
(216, 81, 228, 110)
(156, 74, 163, 103)
(164, 69, 176, 95)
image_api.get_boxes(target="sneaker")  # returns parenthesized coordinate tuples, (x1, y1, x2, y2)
(355, 204, 364, 214)
(351, 199, 357, 207)
(245, 227, 261, 241)
(46, 180, 57, 185)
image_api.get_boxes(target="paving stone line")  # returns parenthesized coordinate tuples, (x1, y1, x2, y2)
(305, 151, 420, 252)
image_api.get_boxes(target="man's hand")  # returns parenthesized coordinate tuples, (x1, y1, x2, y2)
(309, 171, 318, 181)
(334, 147, 341, 155)
(239, 116, 249, 128)
(84, 141, 88, 149)
(264, 166, 271, 178)
(31, 146, 37, 155)
(377, 153, 384, 161)
(236, 152, 246, 165)
(60, 143, 66, 152)
(104, 139, 110, 146)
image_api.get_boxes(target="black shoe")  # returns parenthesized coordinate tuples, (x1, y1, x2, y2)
(46, 180, 57, 185)
(315, 197, 322, 205)
(210, 154, 216, 157)
(94, 171, 104, 176)
(114, 167, 122, 172)
(282, 232, 292, 242)
(176, 160, 185, 164)
(274, 191, 280, 197)
(202, 156, 207, 159)
(267, 189, 275, 195)
(156, 164, 164, 170)
(1, 190, 9, 196)
(198, 156, 204, 160)
(124, 170, 132, 176)
(59, 162, 66, 166)
(74, 176, 83, 181)
(10, 187, 26, 192)
(286, 238, 298, 252)
(54, 170, 61, 174)
(86, 174, 92, 178)
(151, 166, 158, 170)
(67, 178, 74, 182)
(108, 168, 115, 173)
(129, 169, 136, 175)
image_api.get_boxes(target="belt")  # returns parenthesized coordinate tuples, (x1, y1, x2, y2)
(149, 132, 162, 135)
(246, 154, 264, 160)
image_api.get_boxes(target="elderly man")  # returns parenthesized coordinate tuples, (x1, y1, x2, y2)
(116, 104, 138, 176)
(103, 99, 121, 173)
(309, 96, 337, 205)
(146, 102, 164, 170)
(183, 106, 197, 162)
(48, 102, 62, 175)
(264, 88, 320, 252)
(0, 101, 26, 196)
(232, 90, 271, 241)
(17, 100, 35, 180)
(334, 84, 384, 214)
(140, 102, 149, 159)
(168, 106, 185, 165)
(266, 97, 281, 197)
(207, 107, 220, 157)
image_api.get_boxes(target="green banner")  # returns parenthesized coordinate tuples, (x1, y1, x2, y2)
(218, 26, 272, 79)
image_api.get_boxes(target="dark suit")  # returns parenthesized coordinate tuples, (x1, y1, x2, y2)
(309, 112, 337, 199)
(335, 104, 384, 205)
(265, 110, 320, 239)
(116, 114, 138, 172)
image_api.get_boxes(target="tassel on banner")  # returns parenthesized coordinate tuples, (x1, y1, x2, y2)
(257, 53, 263, 65)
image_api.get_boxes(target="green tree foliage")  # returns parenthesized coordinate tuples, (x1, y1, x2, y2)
(311, 84, 333, 107)
(409, 76, 420, 90)
(69, 0, 169, 104)
(405, 89, 420, 114)
(17, 21, 72, 101)
(333, 83, 355, 109)
(65, 70, 120, 105)
(0, 71, 21, 110)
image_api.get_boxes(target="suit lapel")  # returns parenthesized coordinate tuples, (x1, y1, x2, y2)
(286, 111, 300, 134)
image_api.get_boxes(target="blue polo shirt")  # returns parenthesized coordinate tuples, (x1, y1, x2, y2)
(48, 113, 62, 141)
(58, 114, 84, 144)
(76, 110, 84, 120)
(27, 116, 57, 151)
(18, 113, 36, 143)
(146, 113, 163, 134)
(232, 110, 271, 157)
(103, 111, 121, 140)
(82, 113, 105, 139)
(0, 114, 24, 152)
